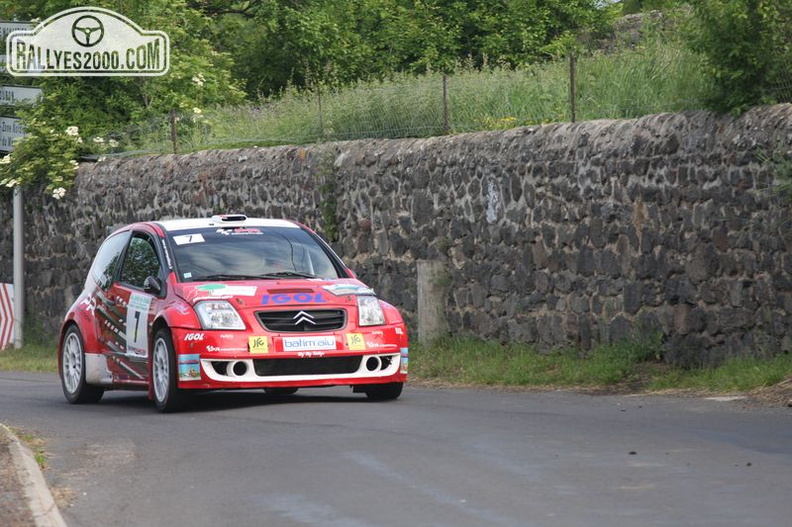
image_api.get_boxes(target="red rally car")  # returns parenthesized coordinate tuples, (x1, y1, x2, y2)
(58, 214, 408, 412)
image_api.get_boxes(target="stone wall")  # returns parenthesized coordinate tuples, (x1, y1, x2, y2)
(1, 104, 791, 366)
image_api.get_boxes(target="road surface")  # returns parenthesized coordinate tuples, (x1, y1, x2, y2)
(1, 372, 790, 526)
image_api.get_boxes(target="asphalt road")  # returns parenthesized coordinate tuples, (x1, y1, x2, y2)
(1, 372, 791, 527)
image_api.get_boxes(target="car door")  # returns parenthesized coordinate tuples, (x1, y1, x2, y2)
(104, 230, 166, 386)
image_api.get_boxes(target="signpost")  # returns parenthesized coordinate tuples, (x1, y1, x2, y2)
(0, 85, 41, 105)
(0, 283, 13, 350)
(1, 21, 34, 348)
(0, 115, 25, 151)
(0, 21, 32, 65)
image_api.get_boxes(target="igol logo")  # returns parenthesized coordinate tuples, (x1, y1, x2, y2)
(261, 293, 327, 305)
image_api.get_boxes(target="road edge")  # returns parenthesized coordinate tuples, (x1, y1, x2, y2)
(0, 424, 68, 527)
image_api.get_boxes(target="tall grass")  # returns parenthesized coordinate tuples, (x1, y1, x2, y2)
(113, 36, 710, 155)
(411, 335, 791, 394)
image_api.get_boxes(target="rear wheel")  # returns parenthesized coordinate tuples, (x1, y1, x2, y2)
(152, 328, 188, 413)
(60, 325, 104, 404)
(363, 382, 403, 401)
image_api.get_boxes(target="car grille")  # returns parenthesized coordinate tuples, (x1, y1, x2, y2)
(253, 356, 361, 376)
(257, 309, 346, 332)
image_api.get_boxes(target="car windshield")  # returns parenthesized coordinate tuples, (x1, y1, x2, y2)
(166, 226, 342, 282)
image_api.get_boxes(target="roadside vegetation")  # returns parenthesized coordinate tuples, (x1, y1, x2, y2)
(409, 336, 792, 399)
(3, 331, 791, 401)
(1, 0, 790, 195)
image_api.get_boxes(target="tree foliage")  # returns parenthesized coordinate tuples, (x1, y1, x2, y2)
(684, 0, 792, 113)
(0, 0, 244, 195)
(207, 0, 613, 96)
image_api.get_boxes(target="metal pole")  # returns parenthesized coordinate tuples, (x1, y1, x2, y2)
(569, 54, 577, 124)
(442, 74, 449, 134)
(13, 186, 23, 348)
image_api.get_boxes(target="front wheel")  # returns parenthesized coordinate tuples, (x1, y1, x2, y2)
(363, 382, 403, 401)
(152, 328, 188, 413)
(60, 325, 104, 404)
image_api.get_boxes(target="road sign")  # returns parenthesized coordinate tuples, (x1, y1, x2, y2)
(1, 21, 33, 65)
(0, 85, 42, 105)
(0, 283, 13, 350)
(0, 116, 24, 151)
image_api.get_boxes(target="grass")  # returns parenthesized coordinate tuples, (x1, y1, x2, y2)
(0, 342, 58, 373)
(111, 35, 712, 155)
(410, 336, 792, 396)
(3, 334, 790, 399)
(10, 427, 48, 469)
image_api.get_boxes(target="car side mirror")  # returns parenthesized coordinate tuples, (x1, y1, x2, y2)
(143, 276, 163, 296)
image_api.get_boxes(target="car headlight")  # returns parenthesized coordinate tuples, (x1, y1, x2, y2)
(357, 295, 385, 326)
(195, 300, 245, 330)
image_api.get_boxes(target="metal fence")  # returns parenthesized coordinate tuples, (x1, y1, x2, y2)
(101, 50, 791, 158)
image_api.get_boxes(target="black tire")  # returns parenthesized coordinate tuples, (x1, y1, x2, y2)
(363, 382, 403, 401)
(264, 387, 299, 396)
(152, 327, 188, 413)
(60, 325, 104, 404)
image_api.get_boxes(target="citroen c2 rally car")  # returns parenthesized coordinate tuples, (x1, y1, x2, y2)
(58, 214, 408, 412)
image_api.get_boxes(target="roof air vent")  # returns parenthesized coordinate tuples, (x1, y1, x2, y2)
(211, 213, 248, 223)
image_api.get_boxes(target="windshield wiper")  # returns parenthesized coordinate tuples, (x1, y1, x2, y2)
(190, 274, 273, 281)
(259, 271, 317, 279)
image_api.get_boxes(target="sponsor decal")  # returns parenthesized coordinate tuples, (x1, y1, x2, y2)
(160, 238, 173, 269)
(282, 335, 336, 352)
(173, 233, 204, 245)
(178, 354, 201, 380)
(323, 283, 375, 297)
(126, 293, 152, 358)
(6, 7, 170, 77)
(206, 346, 248, 352)
(346, 333, 366, 351)
(217, 227, 262, 236)
(184, 332, 205, 342)
(197, 284, 257, 297)
(261, 292, 327, 305)
(80, 295, 97, 315)
(248, 336, 269, 354)
(297, 351, 325, 358)
(173, 302, 191, 315)
(400, 347, 409, 374)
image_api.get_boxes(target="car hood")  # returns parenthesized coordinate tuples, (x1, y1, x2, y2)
(173, 278, 377, 308)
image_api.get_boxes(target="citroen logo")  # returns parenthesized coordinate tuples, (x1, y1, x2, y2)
(293, 311, 316, 326)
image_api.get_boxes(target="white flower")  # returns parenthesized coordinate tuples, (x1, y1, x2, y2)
(0, 155, 11, 164)
(193, 107, 202, 115)
(93, 136, 105, 144)
(70, 160, 79, 171)
(65, 126, 79, 136)
(108, 139, 119, 148)
(192, 74, 205, 87)
(52, 187, 66, 199)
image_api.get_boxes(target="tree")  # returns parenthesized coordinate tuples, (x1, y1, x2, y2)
(0, 0, 244, 196)
(684, 0, 792, 113)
